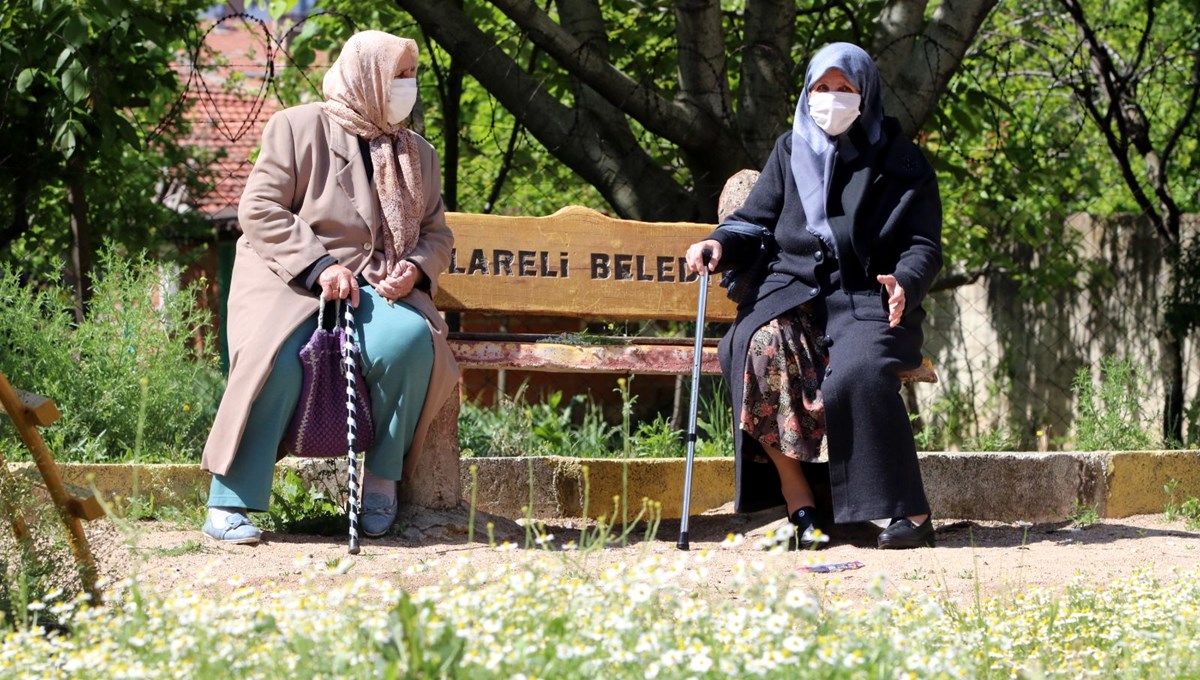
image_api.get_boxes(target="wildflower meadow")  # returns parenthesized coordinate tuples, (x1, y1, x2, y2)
(3, 546, 1199, 679)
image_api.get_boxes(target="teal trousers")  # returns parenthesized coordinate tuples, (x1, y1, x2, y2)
(208, 287, 434, 512)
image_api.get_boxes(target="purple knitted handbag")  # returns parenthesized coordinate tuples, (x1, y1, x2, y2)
(282, 296, 374, 458)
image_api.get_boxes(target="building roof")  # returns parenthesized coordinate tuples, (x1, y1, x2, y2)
(182, 89, 278, 224)
(176, 18, 286, 227)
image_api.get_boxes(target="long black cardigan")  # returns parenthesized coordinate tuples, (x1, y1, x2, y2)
(709, 118, 942, 523)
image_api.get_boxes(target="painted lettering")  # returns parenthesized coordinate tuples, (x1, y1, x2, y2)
(539, 252, 559, 278)
(493, 250, 514, 276)
(678, 257, 697, 282)
(467, 249, 489, 275)
(590, 253, 610, 279)
(656, 255, 674, 282)
(614, 254, 633, 280)
(448, 248, 465, 274)
(635, 255, 654, 281)
(518, 250, 537, 277)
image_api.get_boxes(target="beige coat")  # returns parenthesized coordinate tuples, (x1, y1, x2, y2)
(201, 102, 459, 478)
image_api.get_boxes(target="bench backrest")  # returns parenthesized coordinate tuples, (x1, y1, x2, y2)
(437, 207, 737, 322)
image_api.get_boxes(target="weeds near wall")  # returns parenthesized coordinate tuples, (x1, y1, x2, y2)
(459, 380, 733, 458)
(1073, 357, 1159, 451)
(1164, 480, 1200, 530)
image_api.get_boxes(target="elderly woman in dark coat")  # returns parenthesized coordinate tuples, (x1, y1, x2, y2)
(685, 43, 942, 550)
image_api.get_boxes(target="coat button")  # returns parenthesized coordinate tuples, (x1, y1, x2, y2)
(362, 243, 371, 251)
(814, 251, 824, 263)
(810, 288, 819, 296)
(825, 367, 833, 378)
(823, 335, 833, 347)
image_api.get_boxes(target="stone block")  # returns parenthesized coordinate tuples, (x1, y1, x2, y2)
(919, 452, 1107, 523)
(1104, 450, 1200, 517)
(459, 456, 734, 520)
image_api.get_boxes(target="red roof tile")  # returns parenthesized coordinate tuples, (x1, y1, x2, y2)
(175, 19, 325, 224)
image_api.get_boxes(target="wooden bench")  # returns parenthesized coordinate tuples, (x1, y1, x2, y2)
(397, 205, 937, 511)
(436, 205, 937, 382)
(0, 371, 103, 599)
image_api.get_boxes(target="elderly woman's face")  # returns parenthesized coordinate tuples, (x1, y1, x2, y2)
(810, 68, 860, 95)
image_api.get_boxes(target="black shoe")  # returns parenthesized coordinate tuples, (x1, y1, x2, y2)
(788, 506, 822, 550)
(877, 516, 935, 549)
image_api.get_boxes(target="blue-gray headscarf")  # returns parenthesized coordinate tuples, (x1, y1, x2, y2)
(791, 43, 884, 252)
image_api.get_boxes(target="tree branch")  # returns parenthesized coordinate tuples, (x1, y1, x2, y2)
(880, 0, 1001, 137)
(872, 0, 928, 69)
(930, 267, 988, 292)
(1130, 0, 1156, 77)
(1162, 33, 1200, 178)
(485, 0, 725, 151)
(674, 0, 733, 124)
(737, 0, 795, 163)
(1058, 0, 1178, 244)
(396, 0, 698, 220)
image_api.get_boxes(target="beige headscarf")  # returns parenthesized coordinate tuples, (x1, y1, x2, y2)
(322, 31, 424, 276)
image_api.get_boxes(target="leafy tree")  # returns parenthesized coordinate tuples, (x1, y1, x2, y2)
(0, 0, 211, 318)
(958, 0, 1198, 443)
(284, 0, 997, 223)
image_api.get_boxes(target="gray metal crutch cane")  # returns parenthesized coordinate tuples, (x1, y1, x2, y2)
(677, 249, 711, 551)
(343, 302, 363, 555)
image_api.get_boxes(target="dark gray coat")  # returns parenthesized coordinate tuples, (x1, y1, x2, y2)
(710, 118, 942, 523)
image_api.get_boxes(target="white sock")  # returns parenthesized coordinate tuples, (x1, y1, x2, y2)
(362, 469, 397, 499)
(207, 506, 246, 524)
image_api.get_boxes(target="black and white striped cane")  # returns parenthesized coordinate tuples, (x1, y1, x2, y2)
(677, 249, 711, 550)
(342, 300, 362, 555)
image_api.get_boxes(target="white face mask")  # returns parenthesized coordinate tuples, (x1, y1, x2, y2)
(808, 91, 862, 136)
(387, 78, 418, 126)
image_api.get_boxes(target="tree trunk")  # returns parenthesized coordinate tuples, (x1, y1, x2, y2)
(423, 0, 465, 211)
(1159, 324, 1185, 445)
(738, 0, 796, 164)
(874, 0, 1000, 137)
(397, 0, 699, 221)
(67, 156, 91, 323)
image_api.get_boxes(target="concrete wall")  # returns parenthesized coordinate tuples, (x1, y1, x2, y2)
(914, 214, 1200, 449)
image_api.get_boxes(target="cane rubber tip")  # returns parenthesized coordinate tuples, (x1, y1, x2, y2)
(348, 545, 361, 555)
(676, 533, 690, 551)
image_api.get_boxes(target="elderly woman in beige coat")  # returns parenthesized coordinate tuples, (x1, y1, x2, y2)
(200, 31, 458, 544)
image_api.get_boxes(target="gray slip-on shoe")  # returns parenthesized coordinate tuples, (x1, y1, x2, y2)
(361, 492, 398, 537)
(202, 512, 262, 545)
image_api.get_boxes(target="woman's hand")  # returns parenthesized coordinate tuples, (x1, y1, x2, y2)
(877, 274, 906, 327)
(684, 239, 722, 274)
(375, 260, 425, 302)
(318, 264, 361, 308)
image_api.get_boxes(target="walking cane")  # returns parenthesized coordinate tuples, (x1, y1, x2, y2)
(343, 301, 362, 555)
(677, 250, 711, 551)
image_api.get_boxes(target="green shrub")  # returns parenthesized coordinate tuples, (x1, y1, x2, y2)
(0, 247, 223, 462)
(1072, 356, 1158, 451)
(458, 377, 739, 459)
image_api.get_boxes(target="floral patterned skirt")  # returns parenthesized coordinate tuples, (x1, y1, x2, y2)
(740, 305, 828, 462)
